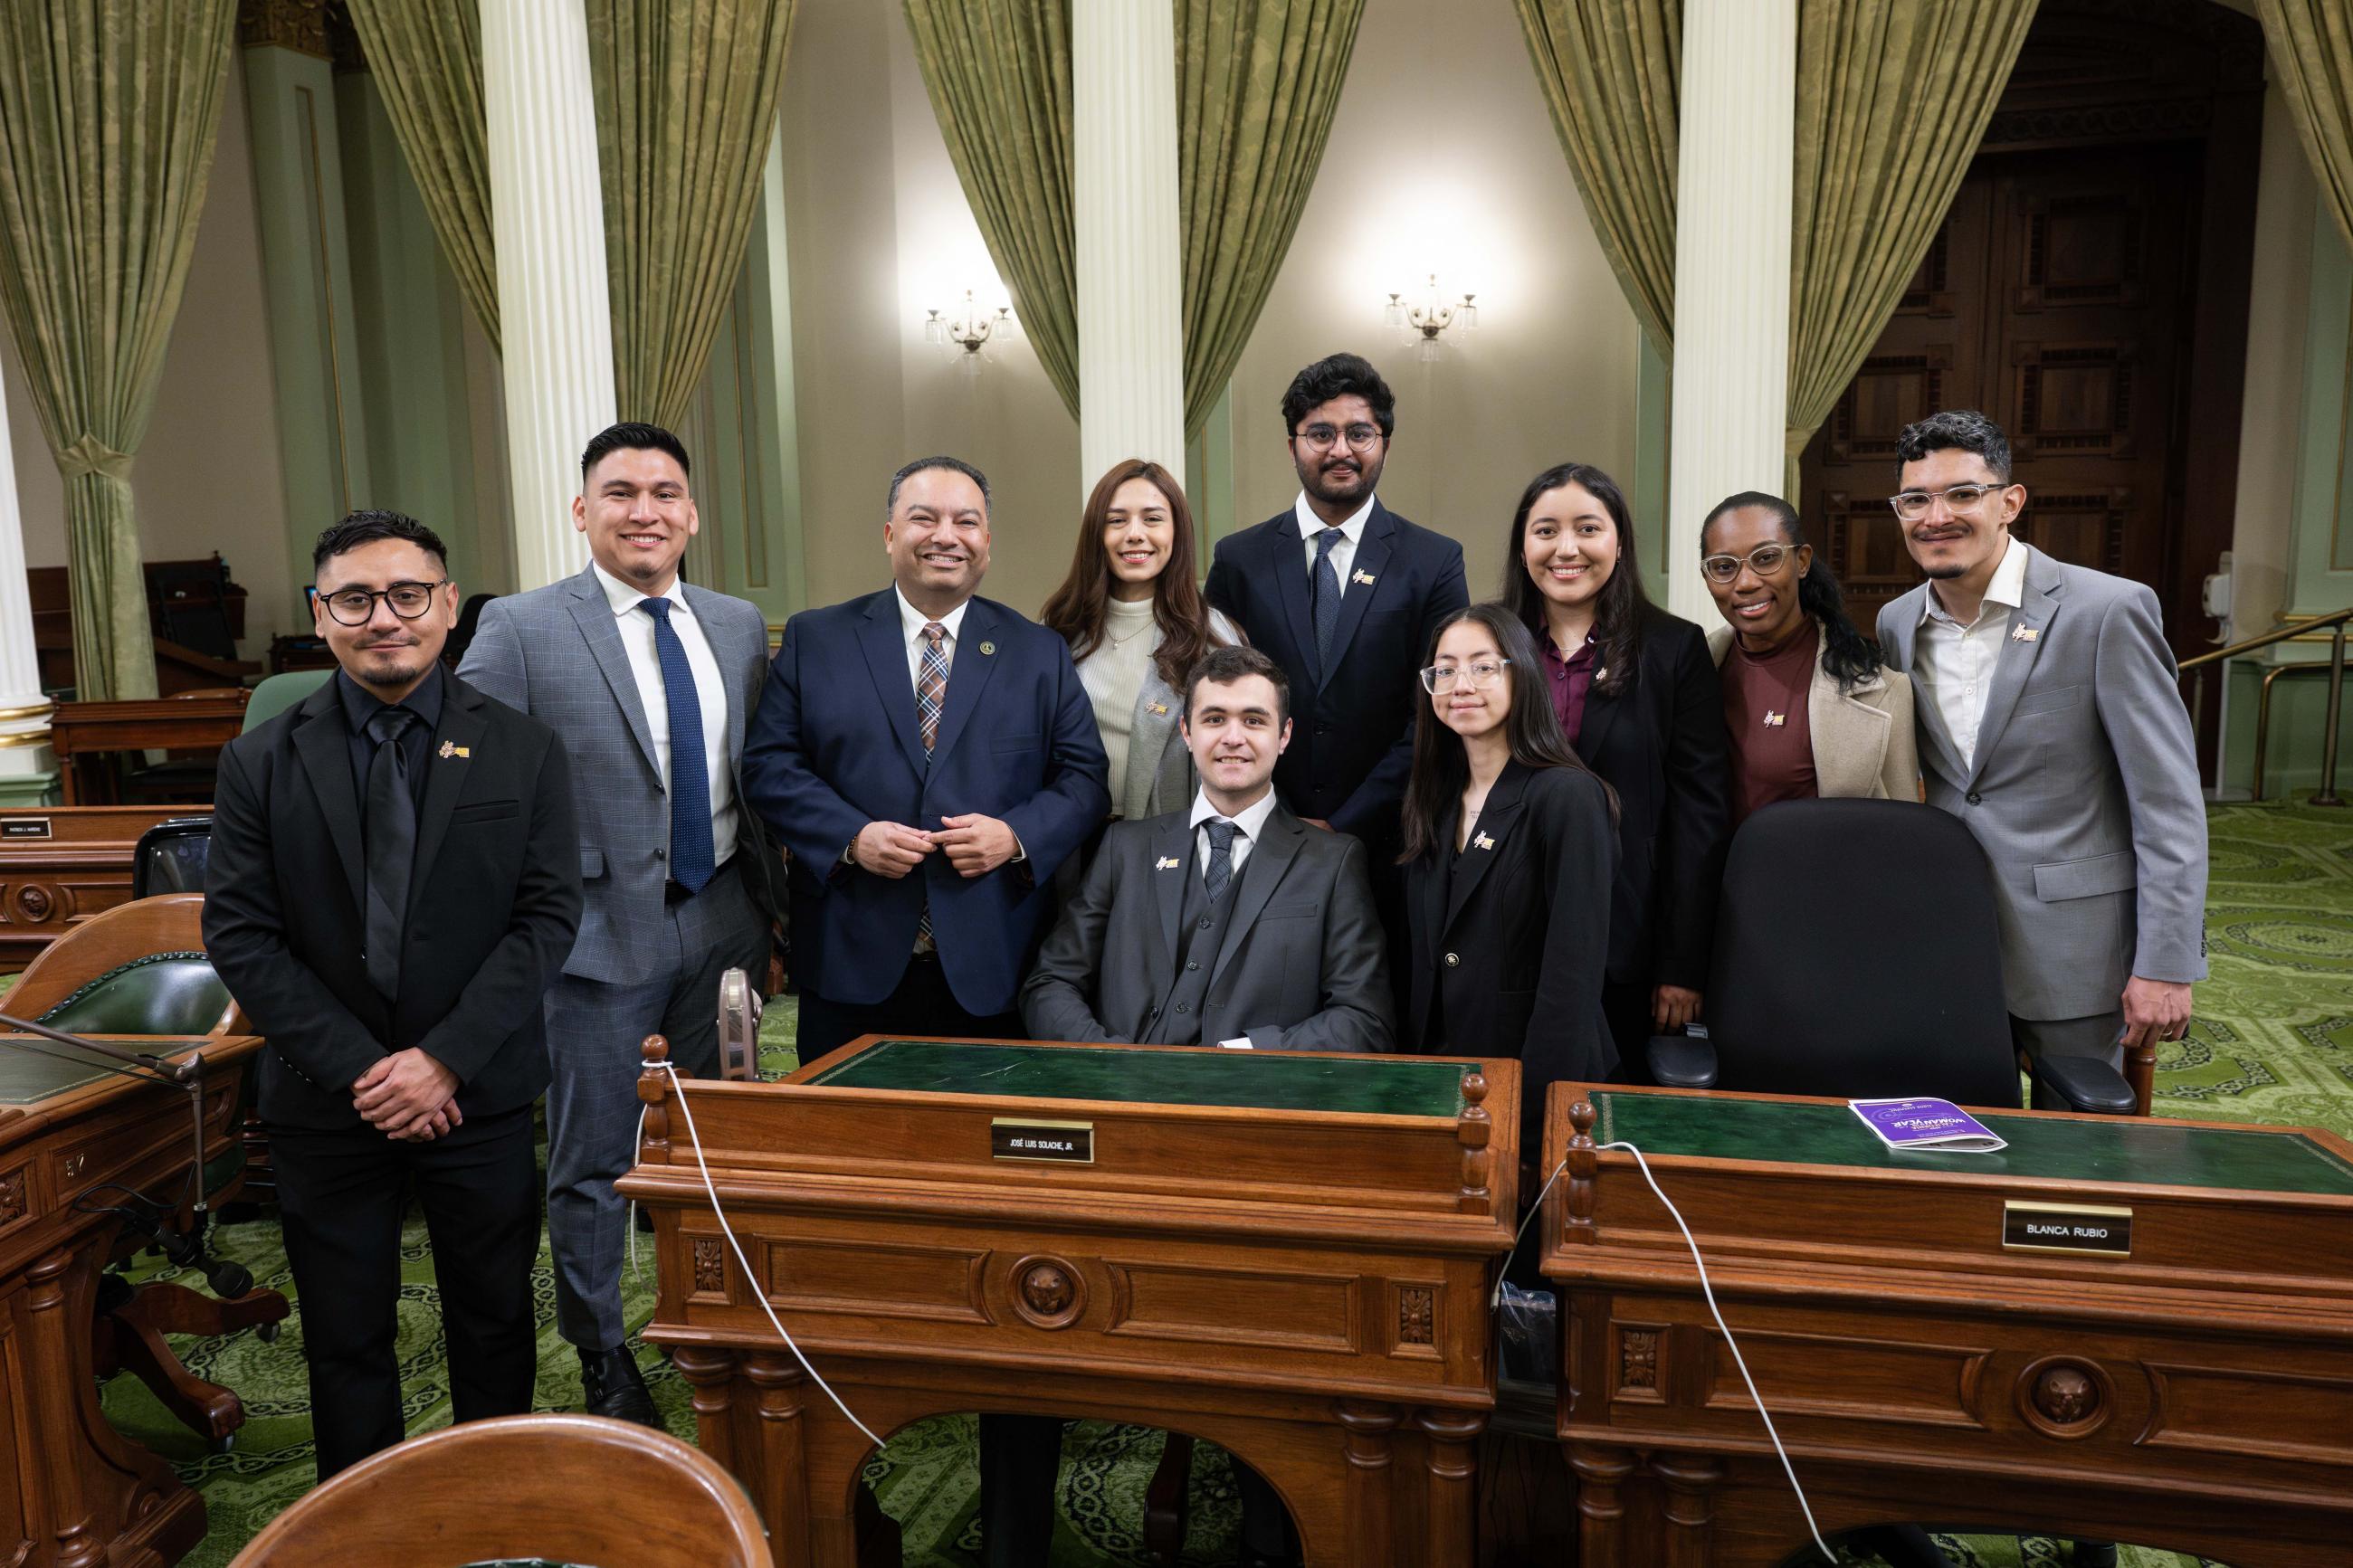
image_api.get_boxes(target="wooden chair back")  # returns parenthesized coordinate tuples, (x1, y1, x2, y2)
(226, 1415, 769, 1568)
(4, 895, 228, 1029)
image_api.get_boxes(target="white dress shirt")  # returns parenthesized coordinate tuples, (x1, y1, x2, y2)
(1912, 535, 2029, 768)
(1187, 785, 1280, 884)
(591, 560, 737, 867)
(895, 586, 970, 689)
(1291, 491, 1377, 593)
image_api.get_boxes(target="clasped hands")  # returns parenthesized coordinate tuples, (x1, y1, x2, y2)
(352, 1048, 461, 1142)
(853, 814, 1019, 879)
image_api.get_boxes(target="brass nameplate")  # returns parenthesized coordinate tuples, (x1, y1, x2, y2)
(2003, 1201, 2132, 1256)
(0, 818, 51, 840)
(991, 1117, 1093, 1164)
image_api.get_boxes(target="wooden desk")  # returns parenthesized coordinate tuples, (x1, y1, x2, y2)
(622, 1035, 1519, 1567)
(0, 1028, 262, 1566)
(1540, 1085, 2353, 1566)
(0, 807, 214, 972)
(49, 694, 248, 805)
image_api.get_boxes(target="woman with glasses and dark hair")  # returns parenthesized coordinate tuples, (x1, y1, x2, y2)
(1501, 464, 1729, 1069)
(1700, 491, 1919, 822)
(1040, 460, 1240, 822)
(1400, 603, 1617, 1161)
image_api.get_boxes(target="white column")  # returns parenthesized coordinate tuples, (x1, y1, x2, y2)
(483, 0, 616, 591)
(1074, 0, 1186, 487)
(1665, 0, 1796, 624)
(0, 366, 56, 802)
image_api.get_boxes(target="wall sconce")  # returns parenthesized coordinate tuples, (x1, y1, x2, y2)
(923, 289, 1018, 371)
(1385, 273, 1478, 362)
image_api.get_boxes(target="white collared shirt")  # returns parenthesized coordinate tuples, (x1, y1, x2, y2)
(591, 560, 737, 867)
(1291, 491, 1377, 593)
(1912, 535, 2029, 768)
(1187, 785, 1280, 884)
(895, 587, 971, 693)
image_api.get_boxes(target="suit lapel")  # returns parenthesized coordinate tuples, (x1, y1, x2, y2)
(857, 594, 930, 776)
(1808, 662, 1891, 800)
(1208, 808, 1300, 988)
(566, 570, 660, 777)
(928, 598, 1004, 771)
(1445, 765, 1527, 932)
(681, 583, 749, 770)
(1318, 506, 1394, 692)
(292, 685, 366, 912)
(1573, 670, 1624, 766)
(1967, 548, 2061, 788)
(407, 683, 486, 912)
(1883, 594, 1967, 786)
(1153, 816, 1192, 975)
(1269, 517, 1319, 679)
(1126, 675, 1178, 812)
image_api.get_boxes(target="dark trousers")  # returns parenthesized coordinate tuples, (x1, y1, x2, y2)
(272, 1103, 540, 1479)
(795, 951, 1024, 1062)
(979, 1420, 1295, 1565)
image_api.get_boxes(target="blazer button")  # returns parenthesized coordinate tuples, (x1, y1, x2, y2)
(1186, 961, 1199, 972)
(1198, 917, 1214, 930)
(1444, 952, 1460, 967)
(1966, 790, 1982, 805)
(1175, 1003, 1190, 1013)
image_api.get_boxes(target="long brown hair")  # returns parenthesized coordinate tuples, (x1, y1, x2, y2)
(1398, 603, 1617, 864)
(1500, 461, 1647, 699)
(1039, 459, 1230, 689)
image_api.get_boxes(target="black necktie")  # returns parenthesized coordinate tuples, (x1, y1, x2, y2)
(364, 708, 418, 999)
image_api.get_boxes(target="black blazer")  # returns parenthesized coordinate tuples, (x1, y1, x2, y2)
(1571, 604, 1731, 992)
(203, 673, 583, 1130)
(1404, 761, 1617, 1151)
(1205, 500, 1468, 843)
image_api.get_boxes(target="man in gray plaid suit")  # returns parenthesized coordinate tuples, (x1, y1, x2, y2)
(460, 422, 780, 1425)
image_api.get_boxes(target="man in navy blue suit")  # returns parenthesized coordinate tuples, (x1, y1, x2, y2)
(1205, 352, 1468, 851)
(742, 454, 1110, 1060)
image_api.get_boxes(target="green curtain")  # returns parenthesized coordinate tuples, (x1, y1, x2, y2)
(1176, 0, 1366, 438)
(2258, 0, 2353, 255)
(345, 0, 500, 354)
(1784, 0, 2034, 496)
(1510, 0, 1679, 354)
(587, 0, 797, 432)
(902, 0, 1081, 420)
(0, 0, 237, 700)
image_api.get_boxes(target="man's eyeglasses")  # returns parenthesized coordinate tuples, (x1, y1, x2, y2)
(1700, 544, 1797, 584)
(321, 581, 446, 626)
(1420, 658, 1510, 694)
(1888, 482, 2006, 522)
(1293, 423, 1383, 453)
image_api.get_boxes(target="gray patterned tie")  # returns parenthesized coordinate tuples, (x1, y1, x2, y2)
(1310, 527, 1344, 675)
(1203, 818, 1239, 904)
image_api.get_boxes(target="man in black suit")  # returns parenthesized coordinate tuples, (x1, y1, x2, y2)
(1205, 353, 1468, 852)
(204, 511, 582, 1479)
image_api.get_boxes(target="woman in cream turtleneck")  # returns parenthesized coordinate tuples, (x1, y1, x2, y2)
(1040, 459, 1241, 822)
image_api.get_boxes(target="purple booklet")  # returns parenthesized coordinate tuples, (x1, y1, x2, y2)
(1848, 1097, 2008, 1154)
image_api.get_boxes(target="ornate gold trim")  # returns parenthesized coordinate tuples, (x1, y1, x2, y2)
(0, 729, 57, 749)
(0, 700, 54, 723)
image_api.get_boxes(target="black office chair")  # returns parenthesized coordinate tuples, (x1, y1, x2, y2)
(131, 817, 214, 899)
(1647, 799, 2137, 1116)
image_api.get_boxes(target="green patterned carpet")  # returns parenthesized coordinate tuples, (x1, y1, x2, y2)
(43, 795, 2353, 1566)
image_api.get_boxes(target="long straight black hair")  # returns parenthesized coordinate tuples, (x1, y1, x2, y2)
(1700, 491, 1882, 692)
(1500, 462, 1649, 700)
(1399, 603, 1618, 864)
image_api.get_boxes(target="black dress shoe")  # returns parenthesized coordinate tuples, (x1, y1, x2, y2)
(578, 1344, 661, 1428)
(2072, 1545, 2118, 1568)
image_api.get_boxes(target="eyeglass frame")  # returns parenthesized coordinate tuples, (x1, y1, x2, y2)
(1699, 543, 1805, 584)
(1885, 480, 2016, 522)
(1291, 423, 1386, 453)
(319, 580, 451, 626)
(1419, 656, 1511, 695)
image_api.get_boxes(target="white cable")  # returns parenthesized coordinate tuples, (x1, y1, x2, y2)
(650, 1061, 886, 1449)
(1493, 1145, 1834, 1564)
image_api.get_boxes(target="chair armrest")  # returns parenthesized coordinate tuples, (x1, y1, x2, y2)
(1647, 1033, 1718, 1089)
(2027, 1052, 2139, 1116)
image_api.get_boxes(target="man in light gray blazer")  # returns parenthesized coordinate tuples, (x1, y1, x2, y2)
(1875, 410, 2205, 1106)
(459, 423, 780, 1426)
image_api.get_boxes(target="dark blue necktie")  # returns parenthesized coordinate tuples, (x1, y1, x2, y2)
(1311, 527, 1344, 674)
(640, 597, 715, 894)
(1203, 818, 1238, 904)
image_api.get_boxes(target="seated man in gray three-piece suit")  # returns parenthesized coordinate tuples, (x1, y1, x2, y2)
(1010, 643, 1392, 1566)
(459, 423, 781, 1428)
(1875, 409, 2206, 1109)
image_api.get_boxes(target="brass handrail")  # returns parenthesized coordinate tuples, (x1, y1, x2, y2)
(2181, 606, 2347, 806)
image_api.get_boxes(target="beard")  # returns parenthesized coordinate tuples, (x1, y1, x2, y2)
(1299, 453, 1382, 507)
(1921, 562, 1968, 579)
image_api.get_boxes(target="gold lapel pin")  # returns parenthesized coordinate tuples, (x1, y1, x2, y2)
(1148, 701, 1168, 715)
(437, 740, 471, 758)
(1351, 569, 1377, 585)
(1763, 711, 1786, 727)
(2013, 624, 2039, 642)
(1473, 831, 1495, 851)
(979, 640, 996, 655)
(1155, 856, 1181, 870)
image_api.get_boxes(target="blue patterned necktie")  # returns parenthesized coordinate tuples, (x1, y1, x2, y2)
(1310, 526, 1344, 675)
(639, 597, 715, 895)
(1203, 818, 1238, 904)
